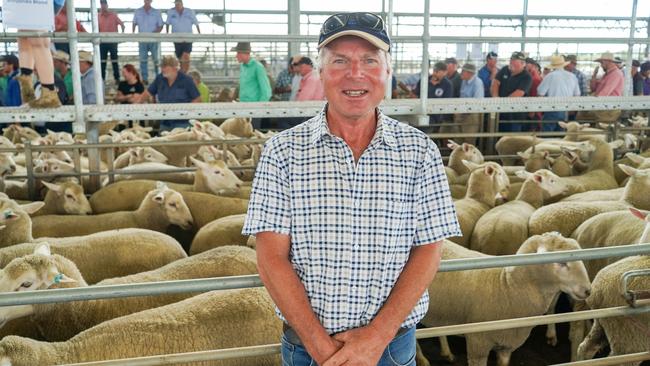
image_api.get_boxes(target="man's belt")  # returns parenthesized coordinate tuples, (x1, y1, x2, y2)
(282, 323, 410, 347)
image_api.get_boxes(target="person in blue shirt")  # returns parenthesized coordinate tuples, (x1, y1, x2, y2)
(413, 61, 453, 125)
(455, 63, 484, 143)
(166, 0, 200, 74)
(2, 55, 22, 107)
(136, 55, 200, 131)
(478, 51, 498, 97)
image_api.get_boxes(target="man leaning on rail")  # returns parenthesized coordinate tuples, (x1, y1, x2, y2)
(243, 12, 461, 366)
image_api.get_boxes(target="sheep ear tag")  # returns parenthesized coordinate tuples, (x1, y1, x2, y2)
(49, 273, 77, 286)
(2, 210, 18, 221)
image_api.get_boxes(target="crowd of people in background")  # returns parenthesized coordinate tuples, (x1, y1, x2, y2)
(1, 0, 650, 134)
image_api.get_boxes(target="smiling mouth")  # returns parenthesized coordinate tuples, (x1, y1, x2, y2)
(343, 90, 368, 97)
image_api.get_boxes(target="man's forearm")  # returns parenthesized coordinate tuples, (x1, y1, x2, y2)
(257, 253, 334, 356)
(368, 242, 442, 341)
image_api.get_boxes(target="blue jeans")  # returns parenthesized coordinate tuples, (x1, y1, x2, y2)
(542, 111, 568, 132)
(139, 42, 160, 82)
(159, 120, 189, 132)
(281, 327, 416, 366)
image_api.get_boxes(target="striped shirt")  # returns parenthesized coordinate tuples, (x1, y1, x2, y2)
(243, 107, 461, 334)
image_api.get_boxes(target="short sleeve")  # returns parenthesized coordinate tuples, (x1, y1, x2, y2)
(519, 74, 533, 95)
(495, 66, 506, 83)
(191, 10, 199, 25)
(186, 78, 200, 100)
(413, 140, 461, 246)
(242, 140, 291, 235)
(147, 75, 160, 96)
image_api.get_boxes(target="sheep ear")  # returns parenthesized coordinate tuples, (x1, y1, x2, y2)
(547, 156, 555, 164)
(462, 160, 480, 171)
(580, 123, 591, 129)
(484, 164, 495, 176)
(41, 181, 62, 193)
(20, 201, 45, 215)
(533, 173, 544, 184)
(155, 181, 168, 191)
(597, 123, 609, 129)
(517, 151, 530, 160)
(33, 243, 51, 256)
(558, 121, 568, 129)
(625, 152, 645, 165)
(190, 156, 208, 170)
(52, 273, 77, 284)
(542, 151, 549, 158)
(189, 120, 200, 128)
(629, 207, 648, 220)
(618, 164, 638, 177)
(609, 140, 624, 149)
(447, 140, 460, 150)
(515, 170, 531, 179)
(462, 143, 472, 153)
(152, 191, 166, 204)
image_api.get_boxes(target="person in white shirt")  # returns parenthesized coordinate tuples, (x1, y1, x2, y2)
(537, 55, 580, 131)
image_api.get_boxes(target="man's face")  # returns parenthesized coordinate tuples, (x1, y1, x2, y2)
(319, 36, 389, 123)
(600, 60, 612, 70)
(53, 59, 66, 72)
(143, 0, 152, 7)
(487, 58, 497, 68)
(565, 61, 576, 72)
(100, 3, 108, 11)
(297, 63, 311, 76)
(174, 2, 183, 12)
(509, 59, 525, 74)
(161, 65, 178, 79)
(432, 69, 446, 81)
(525, 63, 537, 75)
(1, 62, 12, 75)
(236, 52, 250, 64)
(460, 70, 474, 80)
(79, 61, 91, 74)
(446, 63, 457, 75)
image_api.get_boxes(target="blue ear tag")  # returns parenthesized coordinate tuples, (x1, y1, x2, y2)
(3, 210, 11, 219)
(54, 273, 64, 284)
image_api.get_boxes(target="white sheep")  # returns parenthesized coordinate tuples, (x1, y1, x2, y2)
(0, 287, 282, 366)
(516, 149, 553, 173)
(189, 157, 243, 195)
(113, 161, 195, 184)
(449, 161, 510, 247)
(0, 244, 258, 341)
(31, 184, 193, 238)
(32, 181, 92, 216)
(529, 164, 650, 237)
(576, 211, 650, 364)
(558, 121, 607, 142)
(190, 214, 249, 255)
(189, 119, 226, 139)
(470, 169, 568, 255)
(445, 140, 484, 184)
(612, 149, 650, 185)
(89, 186, 248, 229)
(420, 233, 591, 366)
(150, 128, 209, 167)
(495, 135, 539, 166)
(219, 116, 255, 137)
(0, 199, 45, 248)
(112, 146, 168, 169)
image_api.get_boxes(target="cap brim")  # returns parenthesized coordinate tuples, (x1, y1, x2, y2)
(595, 58, 614, 62)
(318, 30, 389, 52)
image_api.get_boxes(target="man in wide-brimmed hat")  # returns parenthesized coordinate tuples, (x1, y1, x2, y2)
(78, 51, 97, 105)
(536, 55, 581, 131)
(231, 41, 272, 128)
(576, 52, 624, 123)
(453, 63, 484, 143)
(563, 54, 587, 96)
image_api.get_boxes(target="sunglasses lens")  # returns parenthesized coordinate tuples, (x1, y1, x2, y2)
(357, 13, 384, 30)
(322, 14, 349, 35)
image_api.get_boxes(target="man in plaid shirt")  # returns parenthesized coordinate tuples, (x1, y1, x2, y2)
(243, 12, 460, 366)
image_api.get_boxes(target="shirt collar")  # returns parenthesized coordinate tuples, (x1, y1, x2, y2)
(310, 105, 397, 148)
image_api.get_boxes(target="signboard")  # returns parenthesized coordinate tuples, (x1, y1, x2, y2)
(2, 0, 55, 31)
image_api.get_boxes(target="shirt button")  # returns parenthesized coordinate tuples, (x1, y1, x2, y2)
(354, 200, 361, 208)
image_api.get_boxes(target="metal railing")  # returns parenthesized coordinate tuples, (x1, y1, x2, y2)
(0, 243, 643, 365)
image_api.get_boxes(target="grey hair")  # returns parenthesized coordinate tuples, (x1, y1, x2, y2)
(317, 46, 392, 75)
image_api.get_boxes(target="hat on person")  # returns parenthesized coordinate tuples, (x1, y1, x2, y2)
(641, 61, 650, 73)
(295, 56, 313, 67)
(632, 60, 641, 67)
(595, 52, 615, 62)
(78, 50, 93, 64)
(159, 55, 179, 68)
(486, 51, 498, 60)
(433, 61, 447, 72)
(510, 51, 526, 61)
(52, 50, 70, 64)
(230, 42, 251, 53)
(174, 0, 182, 3)
(548, 55, 570, 69)
(613, 57, 623, 64)
(461, 63, 476, 73)
(317, 12, 391, 52)
(100, 0, 107, 4)
(444, 57, 458, 65)
(564, 54, 578, 63)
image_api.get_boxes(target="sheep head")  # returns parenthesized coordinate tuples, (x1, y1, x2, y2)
(150, 185, 194, 230)
(190, 156, 243, 195)
(516, 232, 591, 301)
(0, 155, 16, 178)
(41, 181, 92, 215)
(0, 244, 76, 293)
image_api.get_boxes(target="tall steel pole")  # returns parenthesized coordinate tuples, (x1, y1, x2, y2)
(624, 0, 638, 96)
(417, 0, 431, 126)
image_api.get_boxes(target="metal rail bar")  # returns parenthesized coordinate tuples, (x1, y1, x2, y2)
(0, 244, 648, 307)
(58, 302, 650, 366)
(553, 352, 650, 366)
(0, 97, 648, 122)
(3, 31, 650, 44)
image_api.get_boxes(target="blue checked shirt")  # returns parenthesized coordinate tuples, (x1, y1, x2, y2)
(243, 107, 461, 334)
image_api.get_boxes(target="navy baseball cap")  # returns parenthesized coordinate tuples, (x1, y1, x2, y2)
(318, 12, 391, 52)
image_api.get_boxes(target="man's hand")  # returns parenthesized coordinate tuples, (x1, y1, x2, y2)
(308, 337, 344, 365)
(322, 324, 392, 366)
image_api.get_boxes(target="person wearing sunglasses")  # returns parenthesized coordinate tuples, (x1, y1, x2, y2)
(244, 11, 459, 366)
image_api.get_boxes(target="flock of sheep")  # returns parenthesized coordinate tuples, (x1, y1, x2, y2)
(0, 114, 647, 366)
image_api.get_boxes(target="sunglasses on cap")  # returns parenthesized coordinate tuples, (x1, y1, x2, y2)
(319, 12, 390, 51)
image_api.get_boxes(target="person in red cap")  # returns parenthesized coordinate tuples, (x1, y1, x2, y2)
(244, 12, 459, 366)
